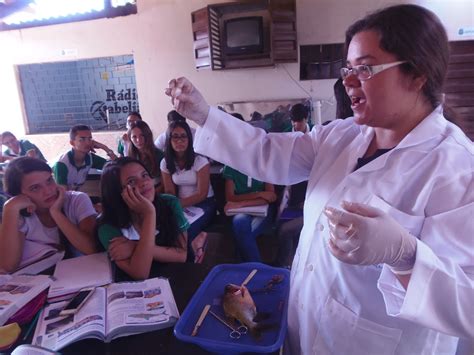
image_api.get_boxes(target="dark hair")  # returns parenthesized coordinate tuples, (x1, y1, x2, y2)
(99, 157, 181, 248)
(345, 4, 449, 109)
(164, 121, 195, 175)
(250, 111, 262, 121)
(4, 157, 52, 196)
(334, 78, 353, 119)
(230, 112, 244, 121)
(127, 121, 160, 177)
(1, 131, 15, 139)
(290, 103, 309, 122)
(69, 125, 92, 140)
(167, 110, 186, 123)
(127, 111, 142, 120)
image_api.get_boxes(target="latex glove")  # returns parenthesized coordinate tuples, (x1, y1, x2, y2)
(323, 201, 417, 272)
(165, 77, 210, 126)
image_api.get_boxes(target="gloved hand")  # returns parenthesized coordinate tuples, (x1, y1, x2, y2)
(165, 77, 210, 126)
(323, 201, 417, 272)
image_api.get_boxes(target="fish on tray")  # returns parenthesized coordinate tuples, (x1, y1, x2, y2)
(222, 283, 274, 339)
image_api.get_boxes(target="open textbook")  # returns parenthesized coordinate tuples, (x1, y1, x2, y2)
(225, 204, 269, 217)
(10, 241, 65, 276)
(0, 274, 53, 326)
(33, 278, 179, 351)
(47, 253, 113, 302)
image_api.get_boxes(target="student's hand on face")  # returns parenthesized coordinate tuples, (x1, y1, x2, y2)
(49, 185, 66, 212)
(108, 237, 136, 261)
(121, 185, 155, 215)
(165, 77, 210, 126)
(4, 194, 36, 215)
(122, 133, 129, 142)
(91, 140, 104, 152)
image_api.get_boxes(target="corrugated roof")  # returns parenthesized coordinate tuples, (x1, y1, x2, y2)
(3, 0, 134, 25)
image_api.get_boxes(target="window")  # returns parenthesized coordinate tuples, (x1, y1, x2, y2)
(18, 54, 140, 134)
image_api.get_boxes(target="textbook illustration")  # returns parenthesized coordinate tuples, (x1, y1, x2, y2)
(32, 278, 179, 351)
(0, 274, 52, 326)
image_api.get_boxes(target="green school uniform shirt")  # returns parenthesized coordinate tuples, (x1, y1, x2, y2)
(222, 166, 265, 195)
(98, 194, 189, 250)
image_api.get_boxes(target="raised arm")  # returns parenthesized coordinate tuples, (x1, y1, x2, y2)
(0, 195, 35, 272)
(49, 187, 97, 255)
(112, 186, 156, 280)
(166, 77, 315, 186)
(92, 140, 117, 160)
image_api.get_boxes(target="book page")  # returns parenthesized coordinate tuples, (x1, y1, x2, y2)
(0, 274, 52, 326)
(32, 288, 106, 351)
(105, 278, 179, 340)
(5, 241, 65, 276)
(225, 204, 269, 217)
(11, 344, 59, 355)
(48, 253, 112, 300)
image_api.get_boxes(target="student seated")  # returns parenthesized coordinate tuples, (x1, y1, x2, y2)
(161, 120, 215, 263)
(0, 131, 46, 162)
(154, 110, 196, 151)
(289, 103, 313, 133)
(117, 111, 142, 157)
(98, 158, 188, 280)
(127, 120, 164, 192)
(53, 124, 117, 191)
(0, 157, 98, 272)
(223, 165, 276, 262)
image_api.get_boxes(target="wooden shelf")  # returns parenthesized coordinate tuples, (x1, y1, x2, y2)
(191, 0, 296, 70)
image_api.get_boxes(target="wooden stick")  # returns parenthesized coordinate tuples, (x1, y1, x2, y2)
(191, 304, 210, 336)
(241, 269, 258, 287)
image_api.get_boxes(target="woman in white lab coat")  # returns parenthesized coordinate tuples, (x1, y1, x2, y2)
(166, 4, 473, 354)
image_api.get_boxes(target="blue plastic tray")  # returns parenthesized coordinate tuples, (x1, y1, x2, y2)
(174, 262, 290, 354)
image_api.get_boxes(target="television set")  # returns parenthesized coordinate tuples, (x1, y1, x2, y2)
(223, 16, 264, 56)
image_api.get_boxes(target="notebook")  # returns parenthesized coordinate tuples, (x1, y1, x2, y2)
(47, 253, 113, 302)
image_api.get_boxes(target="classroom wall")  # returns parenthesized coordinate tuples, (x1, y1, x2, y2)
(0, 0, 472, 162)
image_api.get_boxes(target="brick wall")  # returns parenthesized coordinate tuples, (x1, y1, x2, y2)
(18, 54, 139, 134)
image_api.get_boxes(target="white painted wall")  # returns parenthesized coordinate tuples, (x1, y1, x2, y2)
(0, 0, 472, 161)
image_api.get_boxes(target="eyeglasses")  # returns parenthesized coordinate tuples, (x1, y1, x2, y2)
(340, 61, 407, 81)
(171, 134, 188, 141)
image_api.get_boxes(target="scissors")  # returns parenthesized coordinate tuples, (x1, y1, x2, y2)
(209, 310, 248, 339)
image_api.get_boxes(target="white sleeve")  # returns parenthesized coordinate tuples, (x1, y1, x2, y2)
(160, 157, 169, 173)
(67, 192, 97, 223)
(194, 106, 317, 186)
(377, 173, 474, 339)
(193, 155, 210, 171)
(154, 133, 166, 151)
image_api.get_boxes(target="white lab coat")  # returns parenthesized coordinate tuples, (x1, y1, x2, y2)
(194, 107, 474, 354)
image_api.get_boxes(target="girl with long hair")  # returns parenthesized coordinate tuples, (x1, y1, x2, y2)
(161, 121, 216, 263)
(0, 157, 97, 272)
(127, 120, 164, 192)
(98, 157, 188, 279)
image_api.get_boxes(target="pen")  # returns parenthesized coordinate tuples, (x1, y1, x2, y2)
(23, 307, 42, 341)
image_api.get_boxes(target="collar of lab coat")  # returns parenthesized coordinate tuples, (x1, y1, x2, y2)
(355, 106, 444, 172)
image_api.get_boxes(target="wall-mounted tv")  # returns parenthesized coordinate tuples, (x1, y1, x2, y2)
(223, 16, 264, 56)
